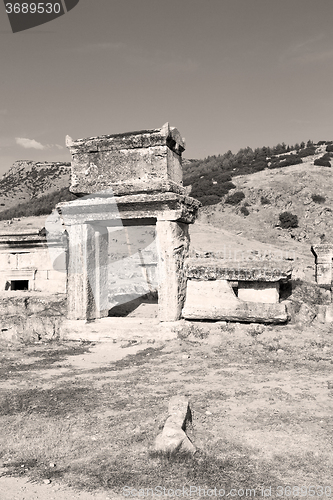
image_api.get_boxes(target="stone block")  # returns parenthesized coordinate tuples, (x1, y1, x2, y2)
(67, 123, 185, 195)
(238, 281, 279, 303)
(0, 253, 10, 268)
(34, 279, 66, 294)
(183, 280, 288, 324)
(154, 396, 196, 455)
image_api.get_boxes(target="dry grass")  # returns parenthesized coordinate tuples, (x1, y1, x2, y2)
(1, 326, 333, 497)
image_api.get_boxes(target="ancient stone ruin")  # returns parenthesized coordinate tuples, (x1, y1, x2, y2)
(9, 122, 333, 341)
(59, 123, 200, 323)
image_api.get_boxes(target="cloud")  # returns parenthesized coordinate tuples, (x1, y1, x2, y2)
(16, 137, 46, 150)
(280, 34, 333, 65)
(16, 138, 65, 150)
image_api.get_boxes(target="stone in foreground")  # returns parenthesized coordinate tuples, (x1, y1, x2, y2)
(154, 396, 196, 455)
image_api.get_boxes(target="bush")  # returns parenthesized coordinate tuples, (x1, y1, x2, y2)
(314, 153, 332, 167)
(268, 154, 302, 169)
(225, 191, 245, 205)
(260, 196, 271, 205)
(279, 212, 298, 229)
(311, 194, 326, 204)
(326, 145, 333, 152)
(297, 146, 316, 158)
(240, 206, 249, 216)
(199, 195, 222, 206)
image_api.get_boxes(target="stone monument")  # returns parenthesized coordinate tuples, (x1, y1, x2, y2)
(58, 123, 200, 322)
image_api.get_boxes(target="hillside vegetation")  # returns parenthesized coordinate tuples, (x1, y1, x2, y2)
(0, 160, 71, 214)
(183, 140, 333, 206)
(0, 140, 332, 227)
(197, 145, 333, 258)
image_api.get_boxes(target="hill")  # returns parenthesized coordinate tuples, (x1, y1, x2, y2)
(0, 160, 71, 213)
(196, 146, 332, 263)
(183, 141, 333, 206)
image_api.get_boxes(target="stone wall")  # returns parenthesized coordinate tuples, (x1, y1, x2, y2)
(0, 235, 67, 294)
(0, 292, 67, 342)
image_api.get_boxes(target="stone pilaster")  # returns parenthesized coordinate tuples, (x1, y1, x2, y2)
(66, 223, 109, 320)
(156, 220, 190, 322)
(311, 244, 333, 285)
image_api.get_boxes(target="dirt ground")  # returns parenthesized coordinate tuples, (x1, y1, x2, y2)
(1, 322, 333, 499)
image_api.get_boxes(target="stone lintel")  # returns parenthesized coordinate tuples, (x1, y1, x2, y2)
(57, 193, 200, 225)
(185, 258, 292, 282)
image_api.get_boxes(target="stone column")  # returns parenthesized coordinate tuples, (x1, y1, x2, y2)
(156, 220, 190, 322)
(311, 244, 333, 285)
(94, 226, 109, 319)
(67, 223, 109, 320)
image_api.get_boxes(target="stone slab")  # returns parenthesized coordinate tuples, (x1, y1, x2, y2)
(57, 193, 201, 225)
(185, 258, 292, 282)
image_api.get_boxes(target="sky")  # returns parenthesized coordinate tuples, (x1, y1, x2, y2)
(1, 0, 333, 176)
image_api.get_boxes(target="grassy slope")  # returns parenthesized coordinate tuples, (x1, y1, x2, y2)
(190, 146, 331, 278)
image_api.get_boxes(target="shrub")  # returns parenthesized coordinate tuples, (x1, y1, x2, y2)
(268, 154, 302, 169)
(279, 212, 298, 229)
(199, 195, 221, 206)
(297, 146, 316, 158)
(311, 194, 326, 204)
(240, 206, 249, 216)
(225, 191, 245, 205)
(314, 153, 332, 167)
(326, 145, 333, 153)
(260, 196, 271, 205)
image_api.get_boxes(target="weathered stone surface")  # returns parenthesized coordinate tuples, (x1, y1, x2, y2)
(154, 396, 196, 454)
(67, 123, 186, 195)
(238, 282, 280, 303)
(0, 293, 67, 342)
(182, 280, 288, 323)
(57, 193, 201, 225)
(156, 221, 190, 322)
(66, 224, 109, 321)
(0, 229, 67, 294)
(311, 244, 333, 285)
(185, 259, 292, 282)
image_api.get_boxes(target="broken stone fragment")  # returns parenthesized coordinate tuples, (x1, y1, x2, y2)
(154, 395, 196, 454)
